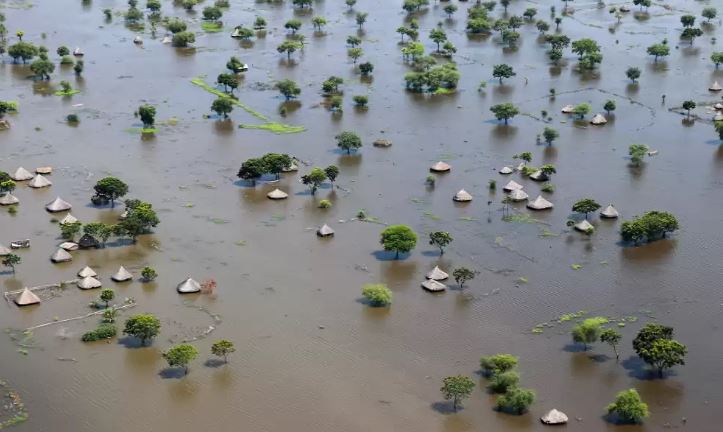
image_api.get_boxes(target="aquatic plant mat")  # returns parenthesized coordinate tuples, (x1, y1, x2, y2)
(0, 380, 28, 429)
(190, 77, 305, 134)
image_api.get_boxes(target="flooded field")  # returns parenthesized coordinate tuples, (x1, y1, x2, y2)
(1, 0, 723, 431)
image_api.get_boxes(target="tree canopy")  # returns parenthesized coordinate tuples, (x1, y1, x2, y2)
(123, 313, 161, 345)
(380, 225, 417, 259)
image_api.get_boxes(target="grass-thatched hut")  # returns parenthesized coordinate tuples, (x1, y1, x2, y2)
(77, 276, 102, 290)
(541, 409, 568, 425)
(59, 242, 79, 251)
(590, 113, 608, 125)
(503, 180, 523, 192)
(421, 279, 447, 292)
(35, 166, 52, 175)
(527, 195, 554, 210)
(574, 220, 594, 233)
(453, 189, 473, 202)
(10, 167, 33, 181)
(0, 193, 19, 206)
(267, 189, 289, 200)
(0, 243, 11, 256)
(45, 197, 72, 213)
(316, 224, 335, 237)
(425, 266, 449, 281)
(508, 189, 529, 202)
(499, 166, 513, 174)
(78, 266, 97, 278)
(50, 248, 73, 263)
(78, 234, 99, 249)
(429, 161, 451, 173)
(59, 213, 79, 225)
(177, 277, 201, 294)
(111, 266, 133, 282)
(529, 170, 549, 182)
(14, 288, 41, 306)
(710, 81, 722, 92)
(561, 104, 575, 114)
(600, 204, 619, 219)
(28, 174, 52, 188)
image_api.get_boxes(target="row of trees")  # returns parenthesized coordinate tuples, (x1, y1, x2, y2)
(620, 211, 679, 244)
(61, 199, 160, 243)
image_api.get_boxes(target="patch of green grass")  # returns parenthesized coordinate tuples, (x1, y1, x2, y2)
(238, 122, 306, 134)
(200, 21, 224, 32)
(208, 217, 228, 225)
(503, 213, 537, 224)
(235, 240, 246, 246)
(571, 264, 583, 270)
(458, 216, 477, 222)
(422, 210, 441, 221)
(125, 127, 159, 134)
(517, 276, 528, 284)
(539, 228, 558, 237)
(53, 89, 80, 97)
(433, 87, 456, 95)
(557, 311, 587, 323)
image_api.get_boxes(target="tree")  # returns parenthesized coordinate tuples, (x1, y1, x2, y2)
(324, 165, 339, 186)
(217, 73, 238, 93)
(573, 103, 591, 119)
(361, 283, 393, 306)
(284, 19, 302, 34)
(488, 371, 519, 393)
(172, 31, 196, 47)
(123, 313, 161, 345)
(601, 328, 622, 360)
(347, 47, 363, 64)
(380, 225, 417, 259)
(571, 317, 606, 350)
(74, 61, 85, 76)
(147, 0, 162, 12)
(134, 104, 155, 129)
(443, 4, 457, 18)
(496, 387, 535, 415)
(680, 14, 695, 28)
(237, 158, 266, 184)
(120, 200, 160, 242)
(261, 153, 292, 179)
(254, 16, 267, 30)
(300, 167, 327, 194)
(440, 375, 475, 412)
(345, 0, 356, 8)
(479, 353, 518, 375)
(226, 56, 245, 73)
(536, 20, 550, 34)
(702, 7, 717, 22)
(681, 27, 703, 45)
(546, 34, 570, 51)
(277, 40, 302, 60)
(0, 179, 16, 193)
(233, 26, 254, 40)
(571, 38, 600, 59)
(633, 323, 686, 377)
(428, 231, 452, 255)
(682, 100, 696, 118)
(542, 127, 559, 145)
(712, 52, 723, 69)
(632, 0, 651, 10)
(167, 19, 187, 34)
(646, 43, 669, 62)
(539, 164, 556, 178)
(57, 45, 70, 57)
(202, 6, 222, 20)
(141, 266, 158, 282)
(211, 340, 236, 363)
(100, 288, 115, 308)
(2, 254, 21, 274)
(572, 198, 601, 219)
(628, 143, 649, 167)
(93, 177, 129, 208)
(492, 64, 515, 84)
(311, 16, 327, 31)
(211, 97, 234, 118)
(490, 103, 519, 124)
(30, 56, 55, 80)
(606, 389, 648, 424)
(429, 28, 447, 52)
(60, 221, 82, 240)
(716, 121, 723, 140)
(276, 79, 301, 100)
(452, 267, 475, 289)
(125, 6, 144, 22)
(621, 211, 679, 244)
(355, 12, 368, 29)
(346, 35, 362, 47)
(603, 100, 616, 115)
(292, 0, 312, 8)
(500, 0, 510, 12)
(501, 30, 520, 47)
(335, 131, 362, 154)
(162, 344, 199, 374)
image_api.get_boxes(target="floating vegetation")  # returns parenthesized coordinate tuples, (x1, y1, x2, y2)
(125, 127, 159, 134)
(571, 264, 583, 270)
(422, 210, 441, 221)
(234, 240, 246, 246)
(0, 379, 29, 429)
(517, 276, 528, 284)
(539, 228, 558, 238)
(503, 213, 538, 224)
(458, 216, 477, 222)
(5, 329, 38, 352)
(200, 22, 224, 33)
(53, 89, 80, 97)
(238, 122, 306, 134)
(557, 311, 588, 323)
(208, 217, 229, 225)
(433, 88, 456, 95)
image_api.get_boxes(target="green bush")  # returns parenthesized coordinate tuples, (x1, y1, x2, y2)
(488, 371, 520, 393)
(81, 324, 117, 342)
(480, 353, 518, 375)
(496, 387, 535, 414)
(66, 114, 79, 123)
(141, 266, 158, 282)
(361, 283, 392, 306)
(318, 199, 332, 209)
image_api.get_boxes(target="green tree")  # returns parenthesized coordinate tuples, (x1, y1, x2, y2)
(137, 105, 156, 128)
(335, 131, 362, 154)
(452, 267, 475, 289)
(681, 27, 703, 45)
(628, 143, 649, 167)
(125, 7, 144, 23)
(347, 47, 363, 64)
(261, 153, 292, 179)
(147, 0, 161, 12)
(429, 28, 447, 52)
(237, 158, 266, 184)
(603, 100, 616, 115)
(492, 64, 515, 84)
(123, 313, 161, 345)
(292, 0, 312, 8)
(233, 26, 254, 40)
(300, 167, 327, 194)
(488, 371, 519, 393)
(480, 353, 518, 375)
(284, 19, 302, 34)
(542, 127, 559, 145)
(93, 177, 129, 208)
(539, 164, 557, 178)
(633, 323, 686, 377)
(311, 16, 327, 31)
(182, 0, 199, 10)
(606, 389, 648, 424)
(440, 375, 475, 412)
(496, 387, 535, 415)
(211, 97, 234, 118)
(167, 19, 187, 33)
(254, 16, 267, 30)
(428, 231, 452, 255)
(0, 179, 16, 193)
(573, 103, 591, 119)
(324, 165, 339, 186)
(2, 254, 21, 274)
(172, 31, 196, 47)
(345, 0, 356, 9)
(276, 79, 301, 100)
(30, 56, 55, 80)
(120, 200, 160, 242)
(346, 35, 362, 47)
(352, 95, 368, 107)
(680, 14, 695, 27)
(60, 221, 82, 241)
(57, 45, 70, 57)
(702, 7, 717, 22)
(711, 52, 723, 69)
(514, 152, 532, 163)
(621, 211, 678, 243)
(277, 40, 302, 60)
(572, 198, 601, 219)
(226, 56, 245, 73)
(536, 20, 550, 34)
(211, 339, 236, 363)
(100, 288, 115, 308)
(523, 8, 537, 20)
(162, 344, 199, 374)
(682, 100, 696, 118)
(380, 225, 417, 259)
(74, 60, 84, 76)
(361, 283, 393, 306)
(646, 43, 669, 62)
(490, 103, 519, 124)
(715, 121, 723, 140)
(355, 12, 368, 29)
(141, 266, 158, 281)
(444, 4, 458, 18)
(601, 328, 622, 360)
(571, 317, 606, 350)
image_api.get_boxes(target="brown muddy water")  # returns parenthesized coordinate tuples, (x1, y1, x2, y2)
(1, 0, 723, 431)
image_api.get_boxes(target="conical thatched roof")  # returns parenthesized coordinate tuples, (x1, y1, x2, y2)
(267, 188, 288, 200)
(14, 288, 41, 306)
(590, 113, 608, 125)
(373, 139, 393, 147)
(111, 266, 133, 282)
(177, 277, 201, 294)
(35, 166, 52, 174)
(50, 248, 73, 263)
(561, 104, 575, 114)
(429, 161, 451, 173)
(78, 234, 99, 249)
(0, 193, 19, 206)
(619, 4, 630, 12)
(508, 189, 529, 202)
(426, 266, 449, 281)
(10, 167, 33, 181)
(161, 36, 172, 44)
(421, 279, 447, 292)
(59, 213, 78, 225)
(46, 197, 72, 212)
(499, 166, 513, 174)
(529, 170, 548, 181)
(715, 103, 723, 110)
(282, 162, 298, 172)
(574, 220, 594, 233)
(515, 162, 526, 171)
(77, 276, 102, 290)
(541, 409, 568, 425)
(527, 195, 554, 210)
(453, 189, 473, 202)
(133, 35, 143, 44)
(316, 224, 335, 237)
(600, 204, 619, 219)
(28, 174, 52, 188)
(0, 244, 11, 255)
(503, 180, 523, 191)
(231, 27, 242, 38)
(78, 266, 97, 278)
(710, 81, 722, 91)
(59, 242, 79, 251)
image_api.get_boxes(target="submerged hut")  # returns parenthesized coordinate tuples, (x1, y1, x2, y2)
(73, 47, 84, 56)
(574, 220, 594, 233)
(267, 188, 289, 200)
(14, 288, 41, 306)
(0, 243, 11, 256)
(77, 276, 102, 290)
(177, 277, 201, 294)
(499, 166, 513, 174)
(59, 242, 79, 251)
(541, 409, 568, 425)
(78, 234, 99, 249)
(46, 197, 72, 212)
(316, 224, 335, 237)
(112, 266, 133, 282)
(508, 189, 529, 202)
(282, 162, 298, 172)
(59, 213, 79, 225)
(590, 113, 608, 125)
(51, 248, 73, 263)
(373, 139, 393, 147)
(561, 104, 575, 114)
(426, 266, 449, 281)
(515, 162, 526, 171)
(429, 161, 451, 173)
(11, 167, 34, 181)
(527, 195, 554, 210)
(421, 279, 447, 292)
(0, 193, 19, 205)
(28, 174, 52, 188)
(231, 27, 242, 38)
(710, 81, 722, 92)
(503, 180, 523, 192)
(529, 170, 548, 182)
(161, 35, 172, 44)
(35, 166, 52, 175)
(600, 204, 619, 219)
(715, 103, 723, 110)
(133, 35, 143, 44)
(453, 189, 473, 202)
(78, 266, 97, 278)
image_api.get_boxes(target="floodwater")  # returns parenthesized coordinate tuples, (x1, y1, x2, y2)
(1, 0, 723, 431)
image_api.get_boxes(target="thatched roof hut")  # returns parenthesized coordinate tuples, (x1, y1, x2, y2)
(503, 180, 523, 192)
(515, 162, 526, 171)
(574, 220, 594, 233)
(282, 162, 298, 172)
(59, 242, 79, 251)
(267, 188, 288, 200)
(590, 113, 608, 125)
(78, 266, 97, 278)
(316, 224, 335, 237)
(429, 161, 451, 173)
(600, 204, 619, 219)
(426, 266, 449, 281)
(421, 279, 447, 292)
(111, 266, 133, 282)
(14, 288, 41, 306)
(619, 4, 630, 12)
(529, 170, 548, 181)
(541, 409, 568, 425)
(10, 167, 34, 181)
(453, 189, 473, 202)
(161, 36, 172, 44)
(28, 174, 52, 188)
(561, 104, 575, 114)
(508, 189, 529, 202)
(77, 276, 102, 290)
(78, 234, 99, 249)
(0, 244, 11, 256)
(59, 213, 78, 225)
(710, 81, 722, 92)
(35, 166, 52, 175)
(133, 35, 143, 44)
(0, 193, 19, 206)
(46, 197, 72, 212)
(50, 248, 73, 263)
(499, 166, 513, 174)
(527, 195, 554, 210)
(715, 103, 723, 110)
(373, 139, 393, 147)
(177, 277, 201, 294)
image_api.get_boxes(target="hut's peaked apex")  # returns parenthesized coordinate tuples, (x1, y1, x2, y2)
(0, 193, 19, 206)
(430, 161, 451, 173)
(15, 288, 41, 306)
(267, 188, 288, 200)
(177, 277, 201, 294)
(78, 266, 97, 278)
(503, 180, 523, 191)
(508, 189, 529, 202)
(453, 189, 473, 202)
(50, 248, 73, 263)
(11, 167, 34, 181)
(561, 104, 575, 114)
(46, 197, 72, 213)
(77, 276, 102, 290)
(710, 81, 722, 91)
(60, 213, 79, 225)
(590, 113, 608, 125)
(317, 224, 335, 237)
(600, 204, 619, 219)
(28, 174, 52, 188)
(59, 242, 79, 251)
(499, 166, 513, 174)
(112, 266, 133, 282)
(527, 195, 554, 210)
(426, 266, 449, 281)
(574, 220, 594, 232)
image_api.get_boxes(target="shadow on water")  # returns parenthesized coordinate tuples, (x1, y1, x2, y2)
(204, 358, 226, 368)
(621, 355, 678, 380)
(620, 239, 677, 262)
(117, 336, 147, 349)
(430, 401, 459, 415)
(159, 367, 188, 379)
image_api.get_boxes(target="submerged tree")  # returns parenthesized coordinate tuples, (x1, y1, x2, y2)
(428, 231, 453, 255)
(137, 104, 156, 128)
(601, 328, 622, 360)
(380, 225, 417, 259)
(123, 313, 161, 345)
(633, 323, 686, 378)
(335, 131, 362, 154)
(300, 167, 327, 194)
(492, 64, 515, 84)
(276, 79, 301, 100)
(606, 389, 648, 424)
(211, 97, 234, 118)
(440, 375, 475, 412)
(361, 283, 393, 306)
(162, 344, 199, 375)
(452, 267, 476, 289)
(542, 127, 559, 145)
(572, 198, 601, 219)
(93, 177, 129, 207)
(571, 317, 606, 350)
(211, 340, 236, 363)
(490, 103, 519, 124)
(2, 254, 21, 274)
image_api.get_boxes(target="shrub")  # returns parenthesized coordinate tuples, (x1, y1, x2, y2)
(353, 95, 368, 107)
(318, 199, 332, 209)
(488, 371, 520, 393)
(81, 324, 117, 342)
(141, 266, 158, 282)
(496, 387, 535, 414)
(606, 389, 648, 424)
(66, 114, 79, 124)
(480, 353, 518, 375)
(361, 283, 393, 306)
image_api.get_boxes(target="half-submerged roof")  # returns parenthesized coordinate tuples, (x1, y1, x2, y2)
(317, 224, 335, 237)
(15, 288, 41, 306)
(499, 166, 513, 174)
(426, 266, 449, 281)
(453, 189, 473, 202)
(529, 170, 548, 181)
(590, 113, 608, 125)
(50, 248, 73, 263)
(503, 180, 523, 191)
(177, 277, 201, 294)
(574, 220, 594, 233)
(46, 197, 72, 212)
(710, 81, 722, 91)
(78, 234, 99, 249)
(59, 213, 78, 225)
(429, 161, 451, 173)
(77, 276, 102, 290)
(508, 189, 529, 202)
(28, 174, 52, 188)
(541, 409, 568, 425)
(600, 204, 619, 219)
(10, 167, 34, 181)
(59, 242, 79, 251)
(78, 266, 97, 278)
(373, 139, 392, 147)
(421, 279, 447, 292)
(527, 195, 554, 210)
(267, 188, 288, 200)
(111, 266, 133, 282)
(561, 104, 575, 113)
(0, 193, 19, 206)
(35, 166, 52, 174)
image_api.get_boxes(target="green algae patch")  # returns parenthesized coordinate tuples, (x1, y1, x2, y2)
(433, 88, 456, 95)
(238, 122, 306, 134)
(54, 89, 80, 97)
(201, 22, 224, 33)
(125, 127, 159, 134)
